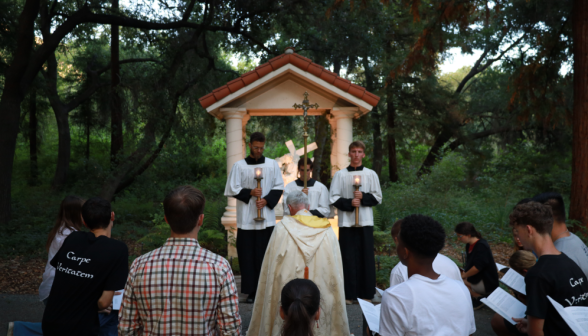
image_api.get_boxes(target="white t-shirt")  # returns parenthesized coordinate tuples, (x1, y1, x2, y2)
(389, 253, 462, 287)
(380, 274, 476, 336)
(38, 226, 74, 301)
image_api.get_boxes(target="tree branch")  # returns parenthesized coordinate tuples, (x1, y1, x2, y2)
(448, 126, 526, 151)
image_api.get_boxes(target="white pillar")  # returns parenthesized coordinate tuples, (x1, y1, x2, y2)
(331, 108, 358, 172)
(221, 108, 247, 258)
(328, 114, 338, 176)
(242, 114, 251, 159)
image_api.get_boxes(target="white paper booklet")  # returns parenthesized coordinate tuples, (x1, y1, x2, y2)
(112, 289, 125, 310)
(500, 269, 526, 295)
(480, 287, 526, 325)
(548, 296, 588, 335)
(358, 298, 381, 334)
(376, 287, 385, 296)
(496, 262, 507, 271)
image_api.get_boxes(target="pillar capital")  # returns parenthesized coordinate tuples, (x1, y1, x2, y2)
(331, 107, 359, 120)
(220, 108, 248, 120)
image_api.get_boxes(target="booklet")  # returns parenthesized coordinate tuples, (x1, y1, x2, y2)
(358, 298, 381, 334)
(548, 296, 588, 335)
(496, 262, 508, 271)
(480, 287, 527, 325)
(112, 289, 125, 310)
(500, 269, 526, 295)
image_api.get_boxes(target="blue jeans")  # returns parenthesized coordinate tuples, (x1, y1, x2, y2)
(98, 310, 119, 336)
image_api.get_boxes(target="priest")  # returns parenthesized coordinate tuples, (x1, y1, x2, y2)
(224, 132, 284, 303)
(329, 140, 382, 304)
(247, 191, 350, 336)
(283, 158, 331, 218)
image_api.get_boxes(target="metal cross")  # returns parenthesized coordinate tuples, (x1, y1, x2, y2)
(292, 92, 319, 189)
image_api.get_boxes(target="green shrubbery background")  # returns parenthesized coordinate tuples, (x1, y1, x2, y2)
(2, 125, 583, 288)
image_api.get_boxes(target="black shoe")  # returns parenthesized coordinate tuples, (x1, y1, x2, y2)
(472, 297, 485, 310)
(246, 293, 255, 304)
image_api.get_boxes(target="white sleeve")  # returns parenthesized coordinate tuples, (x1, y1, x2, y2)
(224, 162, 242, 197)
(329, 172, 342, 205)
(273, 161, 285, 190)
(316, 183, 331, 218)
(389, 263, 407, 288)
(369, 171, 383, 204)
(464, 286, 477, 334)
(379, 286, 412, 336)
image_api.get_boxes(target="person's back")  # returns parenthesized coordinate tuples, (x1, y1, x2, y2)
(118, 186, 241, 336)
(380, 214, 475, 336)
(389, 253, 462, 287)
(553, 232, 588, 277)
(382, 275, 474, 335)
(42, 197, 128, 336)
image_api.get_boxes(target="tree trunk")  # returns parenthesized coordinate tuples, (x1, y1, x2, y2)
(313, 114, 329, 180)
(86, 104, 91, 164)
(0, 0, 41, 224)
(569, 0, 588, 228)
(29, 88, 38, 186)
(319, 124, 332, 187)
(416, 126, 455, 177)
(110, 0, 123, 164)
(386, 85, 399, 182)
(371, 106, 383, 176)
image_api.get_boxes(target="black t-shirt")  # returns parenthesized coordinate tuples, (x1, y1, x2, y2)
(42, 231, 129, 336)
(525, 253, 588, 336)
(464, 238, 499, 292)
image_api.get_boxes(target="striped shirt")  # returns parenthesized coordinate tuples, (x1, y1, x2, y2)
(118, 238, 241, 336)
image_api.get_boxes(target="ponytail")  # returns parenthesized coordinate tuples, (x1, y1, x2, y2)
(454, 222, 482, 239)
(280, 279, 320, 336)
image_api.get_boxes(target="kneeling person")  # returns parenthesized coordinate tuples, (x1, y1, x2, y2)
(380, 214, 476, 336)
(42, 197, 129, 336)
(248, 191, 350, 336)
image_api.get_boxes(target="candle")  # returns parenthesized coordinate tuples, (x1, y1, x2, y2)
(254, 168, 263, 178)
(353, 175, 361, 186)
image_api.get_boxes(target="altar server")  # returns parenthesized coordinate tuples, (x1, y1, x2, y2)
(224, 132, 284, 303)
(283, 158, 331, 218)
(329, 140, 383, 304)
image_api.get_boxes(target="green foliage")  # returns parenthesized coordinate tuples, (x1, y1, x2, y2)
(375, 255, 399, 288)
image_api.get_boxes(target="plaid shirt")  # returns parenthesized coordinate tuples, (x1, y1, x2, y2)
(118, 238, 241, 336)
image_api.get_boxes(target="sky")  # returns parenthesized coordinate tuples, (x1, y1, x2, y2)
(439, 48, 485, 74)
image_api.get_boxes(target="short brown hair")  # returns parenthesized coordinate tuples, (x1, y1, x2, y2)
(297, 157, 313, 170)
(349, 141, 366, 152)
(163, 185, 206, 234)
(250, 132, 265, 143)
(391, 219, 403, 239)
(509, 201, 553, 235)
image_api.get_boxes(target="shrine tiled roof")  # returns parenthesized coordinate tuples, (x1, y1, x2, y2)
(198, 51, 381, 109)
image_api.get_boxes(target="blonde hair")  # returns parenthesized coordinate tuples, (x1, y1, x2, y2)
(508, 250, 536, 275)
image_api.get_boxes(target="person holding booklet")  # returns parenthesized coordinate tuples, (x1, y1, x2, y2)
(455, 222, 499, 309)
(509, 201, 588, 336)
(490, 250, 536, 336)
(379, 214, 476, 336)
(388, 219, 462, 287)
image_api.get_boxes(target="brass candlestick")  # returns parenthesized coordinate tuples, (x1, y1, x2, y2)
(353, 175, 362, 227)
(253, 167, 265, 222)
(293, 91, 319, 189)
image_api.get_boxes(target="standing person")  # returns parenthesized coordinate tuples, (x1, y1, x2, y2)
(509, 202, 588, 336)
(329, 140, 383, 304)
(224, 132, 284, 303)
(379, 215, 476, 336)
(42, 197, 128, 336)
(532, 192, 588, 277)
(455, 222, 499, 309)
(389, 219, 462, 287)
(248, 191, 349, 336)
(279, 279, 321, 336)
(283, 158, 331, 218)
(118, 186, 241, 335)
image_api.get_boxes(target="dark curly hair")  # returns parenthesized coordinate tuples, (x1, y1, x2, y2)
(400, 214, 446, 259)
(532, 192, 566, 223)
(509, 201, 553, 235)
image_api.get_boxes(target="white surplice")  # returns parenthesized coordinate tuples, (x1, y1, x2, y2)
(224, 157, 284, 230)
(283, 179, 332, 218)
(329, 167, 383, 227)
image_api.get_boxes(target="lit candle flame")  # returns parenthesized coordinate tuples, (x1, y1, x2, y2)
(354, 175, 361, 185)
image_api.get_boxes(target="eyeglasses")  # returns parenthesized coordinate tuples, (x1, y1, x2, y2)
(252, 146, 265, 151)
(456, 234, 464, 239)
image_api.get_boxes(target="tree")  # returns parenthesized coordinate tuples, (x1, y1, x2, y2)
(569, 0, 588, 227)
